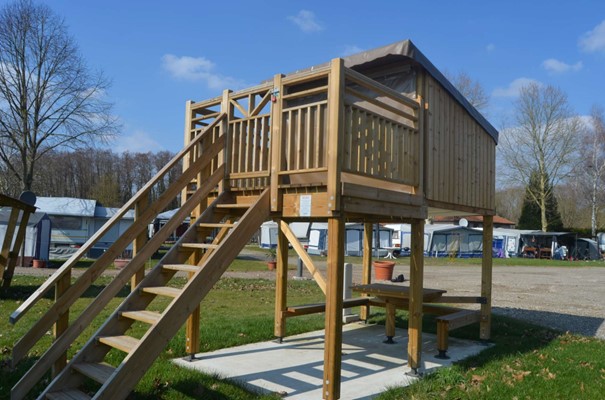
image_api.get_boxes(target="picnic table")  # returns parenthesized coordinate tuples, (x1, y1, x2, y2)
(352, 283, 446, 343)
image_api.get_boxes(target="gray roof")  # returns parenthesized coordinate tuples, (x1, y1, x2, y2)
(37, 197, 97, 217)
(342, 40, 498, 143)
(95, 206, 135, 219)
(281, 39, 498, 143)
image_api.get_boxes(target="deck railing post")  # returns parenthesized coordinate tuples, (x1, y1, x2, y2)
(270, 74, 284, 212)
(219, 89, 232, 193)
(326, 58, 345, 214)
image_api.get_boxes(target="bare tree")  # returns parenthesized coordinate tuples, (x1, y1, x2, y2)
(445, 70, 489, 112)
(495, 186, 524, 223)
(577, 105, 605, 237)
(499, 82, 584, 231)
(0, 0, 118, 191)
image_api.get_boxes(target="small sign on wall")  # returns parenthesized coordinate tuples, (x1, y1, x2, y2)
(299, 195, 312, 217)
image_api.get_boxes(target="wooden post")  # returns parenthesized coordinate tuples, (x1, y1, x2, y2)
(360, 222, 373, 320)
(274, 220, 289, 340)
(185, 284, 200, 358)
(480, 215, 493, 340)
(270, 74, 284, 212)
(131, 197, 148, 291)
(0, 208, 19, 283)
(219, 89, 232, 193)
(2, 209, 31, 289)
(181, 100, 193, 212)
(408, 218, 425, 374)
(52, 269, 71, 377)
(323, 216, 344, 400)
(326, 58, 345, 215)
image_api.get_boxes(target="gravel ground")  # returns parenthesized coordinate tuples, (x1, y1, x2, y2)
(12, 251, 605, 339)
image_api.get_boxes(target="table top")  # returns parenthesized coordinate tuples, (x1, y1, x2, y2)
(351, 283, 446, 302)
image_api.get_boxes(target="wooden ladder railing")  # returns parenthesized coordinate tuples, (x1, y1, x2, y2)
(0, 194, 37, 289)
(9, 113, 226, 399)
(37, 189, 270, 400)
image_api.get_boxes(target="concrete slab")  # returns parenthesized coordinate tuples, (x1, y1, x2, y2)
(174, 323, 490, 399)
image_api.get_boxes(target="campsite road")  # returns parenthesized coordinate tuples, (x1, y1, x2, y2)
(13, 255, 605, 340)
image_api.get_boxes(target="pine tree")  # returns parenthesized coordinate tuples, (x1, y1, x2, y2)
(517, 170, 563, 231)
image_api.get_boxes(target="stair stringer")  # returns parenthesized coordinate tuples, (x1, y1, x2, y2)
(38, 189, 271, 400)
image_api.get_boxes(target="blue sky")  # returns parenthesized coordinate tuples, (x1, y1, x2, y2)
(42, 0, 605, 153)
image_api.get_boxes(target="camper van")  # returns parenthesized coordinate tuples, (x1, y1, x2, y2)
(598, 232, 605, 254)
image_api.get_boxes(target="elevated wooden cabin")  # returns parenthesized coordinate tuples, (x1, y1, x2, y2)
(10, 40, 497, 400)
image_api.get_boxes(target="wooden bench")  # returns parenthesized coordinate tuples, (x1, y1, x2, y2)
(284, 296, 482, 358)
(435, 309, 482, 359)
(284, 297, 373, 317)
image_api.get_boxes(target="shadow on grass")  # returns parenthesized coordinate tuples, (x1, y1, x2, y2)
(492, 306, 604, 338)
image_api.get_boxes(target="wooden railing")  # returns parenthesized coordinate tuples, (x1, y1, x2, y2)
(186, 59, 421, 212)
(342, 68, 420, 187)
(10, 114, 227, 370)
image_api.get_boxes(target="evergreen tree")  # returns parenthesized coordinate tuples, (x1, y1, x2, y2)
(517, 170, 563, 231)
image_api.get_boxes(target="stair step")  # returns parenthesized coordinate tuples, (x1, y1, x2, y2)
(197, 222, 236, 228)
(72, 362, 116, 384)
(216, 203, 251, 209)
(46, 389, 91, 400)
(97, 335, 139, 353)
(163, 264, 202, 273)
(120, 310, 162, 324)
(141, 286, 182, 297)
(180, 243, 218, 250)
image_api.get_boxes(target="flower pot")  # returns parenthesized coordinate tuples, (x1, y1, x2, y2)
(267, 261, 277, 271)
(373, 260, 395, 281)
(32, 259, 46, 268)
(114, 258, 130, 269)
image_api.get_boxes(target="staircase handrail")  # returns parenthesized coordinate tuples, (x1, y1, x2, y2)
(9, 167, 225, 399)
(10, 113, 226, 325)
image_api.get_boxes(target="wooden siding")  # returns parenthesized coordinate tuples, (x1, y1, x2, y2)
(424, 74, 495, 211)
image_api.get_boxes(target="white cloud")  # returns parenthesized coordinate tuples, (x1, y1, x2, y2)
(161, 54, 246, 90)
(579, 19, 605, 53)
(288, 10, 323, 33)
(542, 58, 583, 74)
(486, 43, 495, 52)
(114, 130, 163, 153)
(492, 77, 541, 98)
(342, 45, 364, 56)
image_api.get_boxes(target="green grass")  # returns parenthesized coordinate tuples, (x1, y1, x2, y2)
(2, 269, 605, 399)
(0, 275, 325, 400)
(374, 314, 605, 399)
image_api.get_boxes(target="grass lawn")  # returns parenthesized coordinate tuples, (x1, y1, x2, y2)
(1, 271, 604, 399)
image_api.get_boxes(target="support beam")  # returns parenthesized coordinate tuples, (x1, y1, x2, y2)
(323, 216, 344, 400)
(480, 215, 493, 340)
(274, 221, 289, 339)
(407, 219, 425, 374)
(360, 222, 373, 321)
(279, 221, 327, 294)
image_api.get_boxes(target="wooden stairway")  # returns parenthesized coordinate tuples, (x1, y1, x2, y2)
(37, 189, 270, 400)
